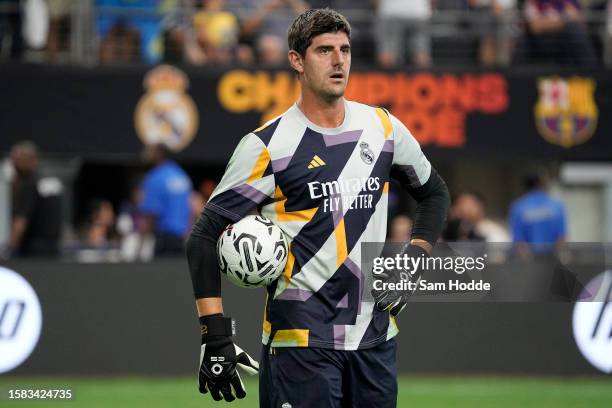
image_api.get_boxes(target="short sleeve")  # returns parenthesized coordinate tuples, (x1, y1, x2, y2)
(390, 113, 432, 187)
(12, 178, 37, 218)
(206, 133, 275, 221)
(140, 175, 164, 216)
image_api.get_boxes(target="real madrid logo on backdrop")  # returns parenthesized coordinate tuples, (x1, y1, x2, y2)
(134, 65, 199, 152)
(534, 76, 598, 148)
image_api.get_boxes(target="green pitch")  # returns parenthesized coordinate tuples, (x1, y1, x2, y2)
(1, 376, 610, 407)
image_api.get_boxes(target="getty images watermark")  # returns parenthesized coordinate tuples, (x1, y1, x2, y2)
(363, 242, 611, 302)
(372, 252, 491, 293)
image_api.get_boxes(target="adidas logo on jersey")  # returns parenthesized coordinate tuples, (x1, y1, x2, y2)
(308, 155, 326, 169)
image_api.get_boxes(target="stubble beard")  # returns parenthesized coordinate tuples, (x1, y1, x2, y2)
(318, 79, 347, 104)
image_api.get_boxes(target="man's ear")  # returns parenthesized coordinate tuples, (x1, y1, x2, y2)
(288, 50, 304, 74)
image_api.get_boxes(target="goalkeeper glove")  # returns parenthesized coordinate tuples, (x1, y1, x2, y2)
(198, 314, 259, 402)
(371, 244, 428, 316)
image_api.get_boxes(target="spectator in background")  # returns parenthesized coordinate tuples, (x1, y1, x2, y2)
(191, 0, 240, 64)
(235, 0, 309, 66)
(509, 173, 567, 255)
(4, 141, 63, 258)
(97, 0, 170, 64)
(524, 0, 597, 67)
(468, 0, 516, 66)
(0, 0, 23, 60)
(47, 0, 71, 61)
(140, 143, 193, 256)
(375, 0, 432, 68)
(84, 199, 118, 248)
(117, 185, 155, 261)
(256, 33, 286, 65)
(453, 191, 509, 242)
(190, 178, 217, 223)
(443, 191, 507, 242)
(163, 0, 212, 64)
(508, 173, 579, 300)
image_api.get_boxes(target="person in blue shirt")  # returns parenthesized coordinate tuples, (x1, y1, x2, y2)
(140, 143, 193, 256)
(509, 173, 567, 255)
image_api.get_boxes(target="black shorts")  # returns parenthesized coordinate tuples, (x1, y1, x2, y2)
(259, 338, 397, 408)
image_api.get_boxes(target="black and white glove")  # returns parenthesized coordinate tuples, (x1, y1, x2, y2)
(198, 314, 259, 402)
(371, 244, 428, 316)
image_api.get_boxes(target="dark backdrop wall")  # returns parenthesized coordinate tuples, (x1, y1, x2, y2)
(2, 259, 607, 376)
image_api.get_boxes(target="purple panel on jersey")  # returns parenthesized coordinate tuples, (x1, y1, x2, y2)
(271, 156, 292, 172)
(331, 193, 344, 227)
(382, 139, 394, 152)
(344, 257, 363, 314)
(275, 288, 313, 301)
(322, 130, 362, 147)
(233, 183, 269, 203)
(336, 293, 349, 308)
(333, 325, 345, 349)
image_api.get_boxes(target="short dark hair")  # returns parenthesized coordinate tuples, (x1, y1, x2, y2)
(523, 172, 547, 191)
(287, 8, 351, 57)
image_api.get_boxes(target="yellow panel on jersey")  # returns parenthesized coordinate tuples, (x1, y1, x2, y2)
(375, 108, 392, 139)
(263, 294, 271, 335)
(334, 218, 348, 267)
(274, 186, 318, 222)
(390, 315, 398, 332)
(247, 148, 270, 183)
(272, 329, 309, 347)
(282, 243, 296, 286)
(383, 181, 389, 193)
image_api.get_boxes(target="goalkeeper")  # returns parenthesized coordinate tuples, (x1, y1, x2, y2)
(186, 8, 449, 407)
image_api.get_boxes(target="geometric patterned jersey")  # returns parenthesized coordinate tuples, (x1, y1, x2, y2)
(206, 100, 432, 350)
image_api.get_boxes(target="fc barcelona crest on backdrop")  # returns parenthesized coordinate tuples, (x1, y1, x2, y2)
(134, 65, 199, 152)
(534, 77, 598, 148)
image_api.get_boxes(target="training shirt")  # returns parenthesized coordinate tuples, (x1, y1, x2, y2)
(509, 190, 567, 249)
(140, 160, 192, 237)
(207, 101, 432, 350)
(12, 172, 63, 255)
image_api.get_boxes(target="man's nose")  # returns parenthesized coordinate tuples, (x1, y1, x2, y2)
(331, 49, 345, 66)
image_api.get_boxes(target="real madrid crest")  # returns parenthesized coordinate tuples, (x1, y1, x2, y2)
(134, 65, 199, 152)
(359, 142, 375, 165)
(534, 76, 598, 148)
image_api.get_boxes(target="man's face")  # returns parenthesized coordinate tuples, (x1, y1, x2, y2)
(300, 31, 351, 102)
(10, 148, 36, 176)
(142, 144, 163, 167)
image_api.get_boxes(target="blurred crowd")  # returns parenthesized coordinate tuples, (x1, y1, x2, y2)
(388, 170, 567, 259)
(1, 140, 218, 262)
(1, 140, 567, 262)
(0, 0, 611, 67)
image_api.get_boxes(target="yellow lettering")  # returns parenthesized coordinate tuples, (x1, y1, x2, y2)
(218, 70, 254, 113)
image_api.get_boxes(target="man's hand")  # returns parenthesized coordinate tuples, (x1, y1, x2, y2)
(371, 244, 428, 316)
(198, 314, 259, 402)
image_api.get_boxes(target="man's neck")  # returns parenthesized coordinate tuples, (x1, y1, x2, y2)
(297, 91, 346, 129)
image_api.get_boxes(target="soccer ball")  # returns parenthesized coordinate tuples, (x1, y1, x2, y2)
(217, 215, 288, 288)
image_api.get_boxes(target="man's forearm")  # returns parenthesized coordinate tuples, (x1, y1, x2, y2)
(392, 167, 450, 246)
(187, 208, 233, 311)
(9, 216, 27, 251)
(196, 297, 223, 317)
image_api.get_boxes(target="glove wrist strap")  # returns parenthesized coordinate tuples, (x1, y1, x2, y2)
(199, 314, 235, 341)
